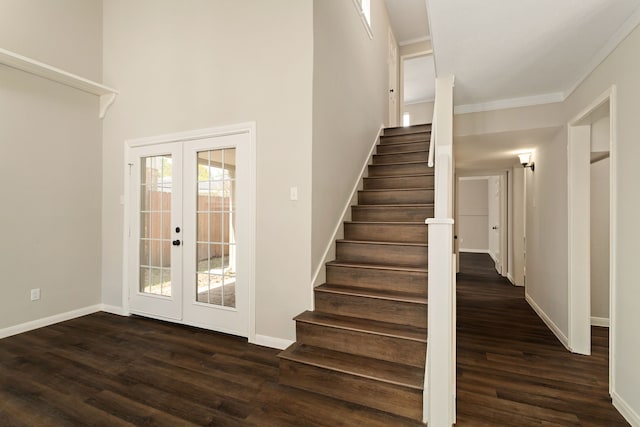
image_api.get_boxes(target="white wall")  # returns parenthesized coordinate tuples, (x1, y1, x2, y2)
(512, 167, 525, 286)
(457, 178, 489, 252)
(525, 129, 569, 335)
(590, 158, 610, 320)
(562, 23, 640, 421)
(102, 0, 314, 342)
(403, 101, 434, 126)
(311, 0, 395, 271)
(0, 0, 103, 330)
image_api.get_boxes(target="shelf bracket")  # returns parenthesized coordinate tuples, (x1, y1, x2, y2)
(100, 93, 117, 119)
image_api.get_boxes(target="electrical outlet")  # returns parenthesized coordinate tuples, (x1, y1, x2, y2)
(30, 288, 40, 301)
(290, 186, 298, 201)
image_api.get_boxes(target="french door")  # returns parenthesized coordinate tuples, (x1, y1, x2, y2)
(127, 131, 251, 337)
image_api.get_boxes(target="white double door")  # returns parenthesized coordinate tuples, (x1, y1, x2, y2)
(127, 132, 250, 337)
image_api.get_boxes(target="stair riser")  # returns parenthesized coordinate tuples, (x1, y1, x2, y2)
(368, 163, 433, 177)
(314, 291, 427, 328)
(358, 189, 434, 205)
(280, 361, 422, 420)
(373, 151, 428, 164)
(377, 141, 428, 154)
(363, 175, 434, 190)
(326, 264, 427, 296)
(380, 134, 429, 144)
(351, 206, 434, 222)
(383, 124, 431, 136)
(344, 223, 428, 243)
(296, 322, 426, 368)
(336, 241, 428, 268)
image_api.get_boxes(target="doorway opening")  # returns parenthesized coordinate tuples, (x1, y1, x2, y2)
(400, 51, 435, 126)
(456, 174, 509, 279)
(567, 86, 616, 393)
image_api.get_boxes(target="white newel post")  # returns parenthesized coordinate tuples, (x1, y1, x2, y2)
(424, 74, 456, 426)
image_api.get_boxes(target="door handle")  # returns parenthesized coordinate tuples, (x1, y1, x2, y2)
(492, 226, 498, 230)
(172, 240, 181, 246)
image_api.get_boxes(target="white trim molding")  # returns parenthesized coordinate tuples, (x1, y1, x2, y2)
(525, 292, 570, 350)
(100, 304, 129, 316)
(590, 316, 610, 327)
(454, 92, 564, 115)
(399, 36, 431, 47)
(612, 391, 640, 426)
(253, 335, 294, 350)
(0, 305, 103, 339)
(459, 248, 490, 254)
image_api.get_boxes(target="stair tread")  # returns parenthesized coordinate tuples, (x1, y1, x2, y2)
(326, 260, 428, 273)
(353, 203, 434, 208)
(316, 283, 428, 304)
(369, 160, 431, 166)
(337, 239, 428, 247)
(379, 138, 430, 145)
(344, 220, 426, 225)
(364, 172, 434, 178)
(374, 149, 429, 156)
(278, 343, 424, 390)
(359, 187, 433, 193)
(295, 310, 427, 343)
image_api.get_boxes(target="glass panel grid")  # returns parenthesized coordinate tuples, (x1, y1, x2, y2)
(196, 148, 236, 307)
(139, 155, 172, 296)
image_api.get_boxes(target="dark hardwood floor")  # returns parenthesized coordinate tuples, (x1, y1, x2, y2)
(456, 253, 628, 426)
(0, 253, 628, 426)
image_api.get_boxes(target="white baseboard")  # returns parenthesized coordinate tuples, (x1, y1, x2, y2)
(100, 304, 129, 316)
(459, 249, 490, 254)
(253, 334, 294, 350)
(591, 316, 610, 327)
(612, 391, 640, 426)
(506, 272, 515, 284)
(309, 124, 385, 303)
(0, 304, 102, 339)
(525, 292, 570, 350)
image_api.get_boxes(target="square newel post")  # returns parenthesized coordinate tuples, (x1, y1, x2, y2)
(425, 217, 455, 426)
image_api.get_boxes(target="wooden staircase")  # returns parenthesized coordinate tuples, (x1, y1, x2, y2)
(278, 124, 433, 421)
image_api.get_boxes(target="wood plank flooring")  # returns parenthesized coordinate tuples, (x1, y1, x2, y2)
(0, 253, 628, 426)
(456, 253, 628, 426)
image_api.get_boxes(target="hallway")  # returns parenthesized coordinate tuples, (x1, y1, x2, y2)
(456, 253, 628, 426)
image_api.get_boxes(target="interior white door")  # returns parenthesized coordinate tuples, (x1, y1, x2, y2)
(128, 143, 183, 320)
(127, 131, 251, 337)
(388, 29, 398, 127)
(488, 176, 501, 274)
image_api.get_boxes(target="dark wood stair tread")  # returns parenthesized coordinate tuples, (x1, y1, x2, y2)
(295, 311, 427, 343)
(326, 260, 428, 273)
(344, 220, 425, 225)
(316, 284, 427, 305)
(369, 160, 431, 166)
(337, 239, 428, 247)
(360, 187, 434, 192)
(279, 343, 424, 390)
(365, 172, 434, 178)
(374, 149, 429, 156)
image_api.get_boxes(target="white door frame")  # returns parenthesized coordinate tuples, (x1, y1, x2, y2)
(567, 85, 616, 392)
(122, 122, 257, 343)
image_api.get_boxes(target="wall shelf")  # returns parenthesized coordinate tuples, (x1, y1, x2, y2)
(0, 47, 118, 118)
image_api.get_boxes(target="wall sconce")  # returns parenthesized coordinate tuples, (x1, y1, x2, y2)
(518, 153, 535, 172)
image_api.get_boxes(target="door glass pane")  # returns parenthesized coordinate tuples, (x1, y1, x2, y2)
(196, 148, 236, 307)
(140, 155, 172, 296)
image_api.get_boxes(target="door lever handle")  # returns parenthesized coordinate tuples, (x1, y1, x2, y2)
(172, 240, 181, 246)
